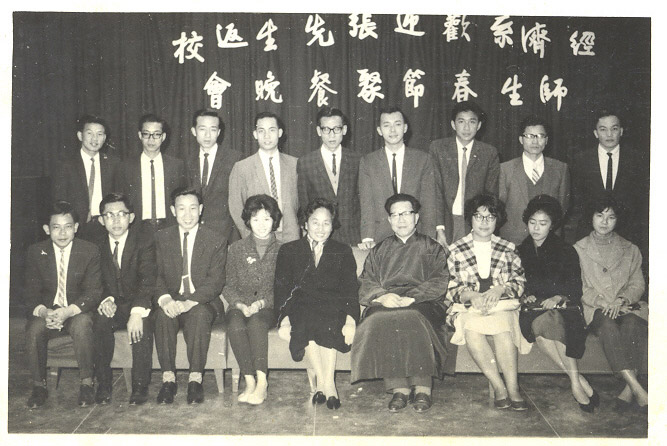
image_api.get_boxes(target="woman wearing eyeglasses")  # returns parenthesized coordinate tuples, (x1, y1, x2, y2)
(498, 116, 570, 245)
(447, 193, 531, 410)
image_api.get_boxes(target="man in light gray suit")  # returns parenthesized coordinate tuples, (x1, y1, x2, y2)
(429, 101, 500, 246)
(228, 112, 299, 243)
(358, 107, 437, 249)
(499, 115, 570, 245)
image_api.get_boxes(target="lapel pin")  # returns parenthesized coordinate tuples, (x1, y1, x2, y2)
(41, 250, 47, 256)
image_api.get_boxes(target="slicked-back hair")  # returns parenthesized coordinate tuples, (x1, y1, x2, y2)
(138, 113, 167, 132)
(384, 193, 421, 215)
(192, 109, 223, 130)
(316, 107, 347, 127)
(99, 192, 134, 216)
(170, 186, 203, 207)
(522, 194, 563, 229)
(46, 200, 80, 225)
(241, 194, 283, 231)
(450, 101, 486, 124)
(519, 115, 550, 137)
(77, 114, 108, 135)
(464, 193, 507, 228)
(377, 106, 406, 125)
(594, 109, 623, 129)
(255, 111, 282, 129)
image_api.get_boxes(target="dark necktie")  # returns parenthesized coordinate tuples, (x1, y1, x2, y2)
(150, 159, 157, 223)
(87, 157, 95, 222)
(391, 153, 398, 194)
(606, 153, 614, 192)
(460, 147, 468, 214)
(269, 156, 278, 201)
(113, 241, 122, 296)
(201, 153, 209, 189)
(332, 153, 337, 176)
(182, 232, 191, 296)
(311, 239, 322, 267)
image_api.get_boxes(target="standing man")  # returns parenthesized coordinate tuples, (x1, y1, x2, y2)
(93, 193, 157, 406)
(187, 109, 242, 242)
(297, 107, 361, 246)
(23, 201, 103, 408)
(499, 116, 570, 245)
(153, 187, 226, 405)
(229, 112, 300, 243)
(358, 107, 437, 248)
(429, 101, 500, 245)
(116, 114, 186, 232)
(54, 115, 120, 241)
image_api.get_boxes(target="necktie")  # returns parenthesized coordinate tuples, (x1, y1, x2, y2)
(201, 153, 209, 189)
(311, 239, 322, 267)
(391, 153, 398, 194)
(460, 147, 468, 214)
(606, 153, 614, 192)
(531, 166, 541, 184)
(113, 240, 122, 296)
(269, 156, 278, 201)
(56, 248, 66, 307)
(150, 159, 157, 223)
(332, 153, 337, 176)
(182, 232, 191, 296)
(87, 157, 95, 222)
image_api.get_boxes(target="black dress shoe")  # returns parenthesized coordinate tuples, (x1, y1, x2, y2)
(388, 392, 409, 412)
(326, 396, 341, 410)
(578, 400, 595, 413)
(494, 397, 511, 409)
(129, 386, 149, 406)
(187, 381, 204, 404)
(413, 392, 432, 412)
(95, 385, 112, 405)
(157, 382, 177, 404)
(510, 399, 528, 411)
(78, 384, 95, 407)
(312, 391, 326, 405)
(27, 386, 48, 408)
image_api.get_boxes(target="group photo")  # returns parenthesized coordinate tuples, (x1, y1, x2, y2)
(8, 10, 652, 439)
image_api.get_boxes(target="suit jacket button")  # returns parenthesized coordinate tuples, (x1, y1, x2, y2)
(602, 268, 608, 273)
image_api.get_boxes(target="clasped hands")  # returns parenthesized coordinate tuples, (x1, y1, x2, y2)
(374, 293, 415, 308)
(161, 296, 198, 318)
(466, 286, 505, 315)
(523, 295, 565, 310)
(601, 297, 631, 320)
(39, 306, 73, 330)
(278, 315, 356, 345)
(236, 300, 264, 318)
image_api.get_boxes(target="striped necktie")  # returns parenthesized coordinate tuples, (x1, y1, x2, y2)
(56, 248, 66, 307)
(531, 166, 541, 184)
(460, 147, 468, 214)
(182, 232, 191, 296)
(269, 156, 278, 201)
(87, 157, 95, 222)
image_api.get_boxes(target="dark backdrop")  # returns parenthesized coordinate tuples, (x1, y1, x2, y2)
(11, 12, 650, 309)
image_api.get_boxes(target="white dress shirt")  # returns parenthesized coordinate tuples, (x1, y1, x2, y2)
(140, 152, 166, 219)
(452, 139, 473, 216)
(384, 144, 405, 193)
(598, 144, 620, 190)
(157, 224, 199, 306)
(199, 144, 218, 185)
(80, 149, 102, 217)
(32, 241, 73, 316)
(320, 144, 342, 194)
(522, 153, 545, 181)
(258, 148, 282, 204)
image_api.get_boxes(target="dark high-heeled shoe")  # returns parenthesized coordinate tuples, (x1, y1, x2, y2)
(578, 399, 595, 413)
(312, 391, 326, 405)
(326, 396, 341, 410)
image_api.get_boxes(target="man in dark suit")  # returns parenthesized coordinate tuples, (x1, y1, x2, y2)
(53, 114, 121, 242)
(153, 187, 227, 404)
(186, 109, 242, 243)
(359, 107, 437, 248)
(297, 107, 361, 246)
(116, 114, 186, 232)
(23, 200, 103, 408)
(93, 193, 157, 405)
(570, 111, 648, 256)
(429, 101, 500, 245)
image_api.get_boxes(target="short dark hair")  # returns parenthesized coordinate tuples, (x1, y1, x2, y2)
(298, 198, 341, 231)
(464, 193, 507, 228)
(241, 194, 283, 232)
(192, 109, 223, 130)
(99, 192, 134, 216)
(522, 194, 563, 229)
(450, 101, 486, 124)
(316, 107, 347, 127)
(46, 200, 79, 225)
(377, 106, 406, 126)
(170, 186, 203, 207)
(519, 115, 550, 137)
(77, 114, 108, 135)
(586, 193, 625, 231)
(138, 113, 167, 132)
(255, 111, 282, 129)
(384, 193, 421, 215)
(594, 109, 622, 129)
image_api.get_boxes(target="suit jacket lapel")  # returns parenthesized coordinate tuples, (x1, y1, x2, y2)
(66, 240, 81, 291)
(189, 150, 201, 187)
(75, 156, 89, 198)
(254, 153, 271, 195)
(121, 228, 136, 272)
(316, 151, 336, 197)
(467, 141, 480, 173)
(444, 142, 459, 200)
(100, 153, 113, 195)
(515, 158, 530, 204)
(338, 149, 354, 197)
(190, 229, 206, 279)
(401, 149, 415, 193)
(377, 150, 394, 195)
(206, 147, 226, 190)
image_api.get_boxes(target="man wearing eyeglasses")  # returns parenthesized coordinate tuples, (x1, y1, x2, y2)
(297, 107, 361, 245)
(116, 114, 186, 232)
(229, 111, 299, 242)
(499, 115, 570, 245)
(93, 193, 156, 405)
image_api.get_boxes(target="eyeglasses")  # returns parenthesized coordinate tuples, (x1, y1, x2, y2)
(389, 211, 415, 219)
(102, 211, 131, 220)
(320, 126, 344, 135)
(140, 132, 164, 140)
(522, 133, 547, 141)
(472, 213, 497, 223)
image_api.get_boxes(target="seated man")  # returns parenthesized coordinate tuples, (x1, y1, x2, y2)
(154, 187, 226, 404)
(93, 193, 157, 405)
(351, 193, 451, 413)
(23, 200, 103, 408)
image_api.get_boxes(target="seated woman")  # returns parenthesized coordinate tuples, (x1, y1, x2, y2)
(222, 194, 282, 405)
(574, 195, 648, 413)
(447, 193, 531, 411)
(517, 194, 598, 412)
(274, 198, 359, 410)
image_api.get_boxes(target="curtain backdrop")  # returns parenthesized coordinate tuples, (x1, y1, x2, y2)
(11, 12, 650, 306)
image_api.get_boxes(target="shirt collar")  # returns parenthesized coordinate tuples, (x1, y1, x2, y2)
(200, 144, 218, 157)
(455, 138, 475, 151)
(395, 229, 417, 244)
(80, 149, 100, 162)
(384, 144, 405, 157)
(52, 240, 74, 256)
(522, 152, 544, 167)
(179, 224, 199, 240)
(108, 229, 130, 247)
(598, 144, 620, 157)
(320, 144, 342, 158)
(258, 147, 280, 163)
(141, 151, 162, 163)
